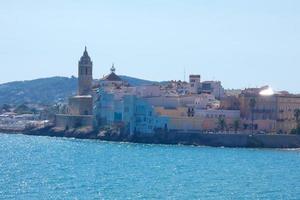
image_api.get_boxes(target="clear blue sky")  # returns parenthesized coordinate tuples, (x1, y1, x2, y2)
(1, 0, 300, 92)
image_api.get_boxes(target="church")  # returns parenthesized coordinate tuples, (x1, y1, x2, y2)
(55, 47, 94, 129)
(99, 64, 126, 88)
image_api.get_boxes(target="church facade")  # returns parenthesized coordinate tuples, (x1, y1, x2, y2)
(55, 47, 94, 129)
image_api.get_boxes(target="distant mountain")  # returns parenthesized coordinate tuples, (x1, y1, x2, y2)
(0, 75, 156, 105)
(119, 75, 156, 86)
(0, 77, 77, 105)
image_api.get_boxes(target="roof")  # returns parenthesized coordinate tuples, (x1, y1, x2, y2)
(101, 72, 122, 81)
(79, 46, 92, 64)
(71, 95, 92, 98)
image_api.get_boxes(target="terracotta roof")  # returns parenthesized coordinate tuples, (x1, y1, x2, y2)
(101, 72, 122, 81)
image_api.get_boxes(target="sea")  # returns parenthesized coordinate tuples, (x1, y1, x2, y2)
(0, 133, 299, 200)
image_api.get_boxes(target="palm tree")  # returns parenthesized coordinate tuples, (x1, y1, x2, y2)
(294, 109, 300, 133)
(218, 117, 227, 132)
(249, 98, 256, 134)
(233, 119, 240, 133)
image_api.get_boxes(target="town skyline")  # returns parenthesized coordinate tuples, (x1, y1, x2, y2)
(1, 0, 300, 93)
(2, 1, 300, 199)
(1, 45, 298, 94)
(1, 46, 298, 93)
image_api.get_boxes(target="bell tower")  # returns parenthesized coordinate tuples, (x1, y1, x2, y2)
(78, 46, 93, 95)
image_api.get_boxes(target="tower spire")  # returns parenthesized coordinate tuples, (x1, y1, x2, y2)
(111, 63, 116, 73)
(78, 47, 93, 95)
(82, 46, 89, 58)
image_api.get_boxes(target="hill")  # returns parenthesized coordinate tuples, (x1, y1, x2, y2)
(119, 75, 156, 86)
(0, 76, 155, 105)
(0, 77, 77, 105)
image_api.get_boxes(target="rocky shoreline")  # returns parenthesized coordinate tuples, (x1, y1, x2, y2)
(1, 126, 300, 148)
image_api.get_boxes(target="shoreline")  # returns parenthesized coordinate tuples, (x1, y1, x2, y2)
(2, 126, 300, 148)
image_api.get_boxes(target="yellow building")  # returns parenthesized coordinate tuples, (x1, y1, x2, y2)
(239, 88, 300, 133)
(155, 107, 240, 132)
(276, 95, 300, 133)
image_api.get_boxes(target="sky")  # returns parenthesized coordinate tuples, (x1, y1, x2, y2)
(0, 0, 300, 93)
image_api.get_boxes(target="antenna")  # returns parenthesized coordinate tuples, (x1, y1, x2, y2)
(184, 67, 186, 82)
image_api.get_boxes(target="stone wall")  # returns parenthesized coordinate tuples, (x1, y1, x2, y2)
(68, 96, 93, 115)
(165, 132, 300, 148)
(55, 114, 93, 129)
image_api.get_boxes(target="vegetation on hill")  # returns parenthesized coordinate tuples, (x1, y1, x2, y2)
(13, 104, 36, 114)
(0, 104, 11, 113)
(0, 75, 155, 106)
(119, 75, 156, 86)
(0, 76, 77, 105)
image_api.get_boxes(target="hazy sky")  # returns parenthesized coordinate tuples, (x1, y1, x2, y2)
(1, 0, 300, 92)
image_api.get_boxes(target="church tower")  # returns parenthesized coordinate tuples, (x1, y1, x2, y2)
(78, 46, 93, 95)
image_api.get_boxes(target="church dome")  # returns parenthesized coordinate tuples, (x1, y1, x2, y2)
(100, 64, 122, 81)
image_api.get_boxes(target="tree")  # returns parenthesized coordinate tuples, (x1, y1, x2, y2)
(233, 119, 240, 133)
(0, 104, 11, 113)
(249, 98, 256, 134)
(218, 117, 227, 132)
(40, 104, 60, 121)
(294, 109, 300, 126)
(291, 109, 300, 134)
(14, 104, 32, 114)
(59, 104, 68, 114)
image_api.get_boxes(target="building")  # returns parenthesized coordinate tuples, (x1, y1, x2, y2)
(276, 94, 300, 133)
(55, 47, 93, 129)
(136, 85, 162, 97)
(194, 94, 219, 109)
(155, 106, 240, 132)
(94, 90, 168, 135)
(220, 95, 240, 110)
(123, 95, 169, 135)
(94, 71, 231, 134)
(239, 87, 300, 133)
(186, 74, 225, 99)
(200, 81, 225, 100)
(99, 64, 126, 88)
(189, 75, 201, 94)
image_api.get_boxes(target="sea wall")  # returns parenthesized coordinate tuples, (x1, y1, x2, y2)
(3, 126, 300, 148)
(55, 114, 93, 129)
(143, 132, 300, 148)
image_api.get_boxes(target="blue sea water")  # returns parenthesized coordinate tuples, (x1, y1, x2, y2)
(0, 133, 300, 200)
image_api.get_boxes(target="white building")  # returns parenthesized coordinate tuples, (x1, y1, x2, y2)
(200, 81, 225, 99)
(136, 85, 162, 97)
(189, 75, 201, 94)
